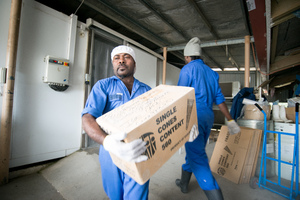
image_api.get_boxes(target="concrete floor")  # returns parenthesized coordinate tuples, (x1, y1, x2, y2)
(0, 141, 292, 200)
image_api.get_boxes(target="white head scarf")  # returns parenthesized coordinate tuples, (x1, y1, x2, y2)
(111, 45, 136, 61)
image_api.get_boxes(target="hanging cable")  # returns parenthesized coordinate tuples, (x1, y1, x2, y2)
(226, 40, 228, 57)
(74, 0, 85, 15)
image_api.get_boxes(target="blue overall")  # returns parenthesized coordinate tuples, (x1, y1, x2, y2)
(82, 76, 151, 200)
(177, 59, 225, 191)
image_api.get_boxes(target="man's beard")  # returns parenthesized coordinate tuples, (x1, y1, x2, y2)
(117, 64, 132, 79)
(118, 72, 134, 79)
(118, 74, 128, 79)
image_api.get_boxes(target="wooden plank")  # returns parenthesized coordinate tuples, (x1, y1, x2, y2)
(270, 26, 278, 64)
(271, 0, 300, 21)
(270, 53, 300, 73)
(239, 129, 262, 184)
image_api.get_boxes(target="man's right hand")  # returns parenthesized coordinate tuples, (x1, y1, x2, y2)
(103, 132, 148, 163)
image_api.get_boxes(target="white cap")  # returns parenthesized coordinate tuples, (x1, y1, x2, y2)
(184, 37, 201, 56)
(111, 45, 136, 61)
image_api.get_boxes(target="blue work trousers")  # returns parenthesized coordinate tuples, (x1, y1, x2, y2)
(99, 145, 149, 200)
(182, 108, 220, 191)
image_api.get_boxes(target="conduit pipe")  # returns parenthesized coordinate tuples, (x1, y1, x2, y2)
(162, 47, 167, 84)
(0, 0, 22, 185)
(244, 35, 250, 87)
(159, 36, 255, 53)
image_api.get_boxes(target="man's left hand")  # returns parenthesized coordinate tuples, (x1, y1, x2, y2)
(188, 124, 199, 142)
(227, 120, 241, 135)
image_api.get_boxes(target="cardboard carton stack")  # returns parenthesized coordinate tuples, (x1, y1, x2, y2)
(286, 107, 300, 124)
(244, 104, 271, 120)
(210, 126, 262, 184)
(96, 84, 198, 185)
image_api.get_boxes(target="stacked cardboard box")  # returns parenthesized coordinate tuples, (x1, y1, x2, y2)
(210, 126, 262, 184)
(96, 84, 198, 185)
(244, 105, 271, 120)
(286, 107, 300, 124)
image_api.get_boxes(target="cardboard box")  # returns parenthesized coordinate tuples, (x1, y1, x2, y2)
(210, 126, 262, 184)
(274, 122, 300, 137)
(96, 85, 198, 185)
(244, 105, 271, 120)
(287, 97, 300, 107)
(286, 107, 300, 124)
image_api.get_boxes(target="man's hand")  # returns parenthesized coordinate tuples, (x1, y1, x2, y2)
(188, 124, 199, 142)
(103, 132, 148, 163)
(227, 120, 241, 135)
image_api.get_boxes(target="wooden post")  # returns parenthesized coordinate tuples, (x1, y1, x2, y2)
(0, 0, 22, 185)
(162, 47, 167, 85)
(244, 35, 250, 88)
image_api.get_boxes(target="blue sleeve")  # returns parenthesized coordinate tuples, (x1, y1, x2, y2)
(177, 68, 191, 87)
(214, 73, 226, 105)
(81, 81, 108, 118)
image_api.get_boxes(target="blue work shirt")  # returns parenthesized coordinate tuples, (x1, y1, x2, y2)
(82, 76, 151, 118)
(82, 76, 151, 199)
(178, 59, 225, 190)
(177, 59, 225, 110)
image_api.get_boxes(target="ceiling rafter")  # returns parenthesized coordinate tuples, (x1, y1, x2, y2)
(137, 0, 225, 69)
(137, 0, 190, 63)
(137, 0, 223, 68)
(79, 0, 243, 70)
(83, 0, 169, 47)
(187, 0, 240, 70)
(84, 0, 189, 62)
(138, 0, 187, 40)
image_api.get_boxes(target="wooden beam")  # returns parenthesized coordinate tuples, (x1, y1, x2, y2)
(269, 67, 300, 88)
(162, 47, 167, 84)
(270, 26, 278, 64)
(0, 0, 22, 185)
(244, 35, 250, 87)
(247, 0, 267, 73)
(269, 73, 297, 88)
(271, 0, 300, 21)
(270, 53, 300, 73)
(271, 13, 295, 27)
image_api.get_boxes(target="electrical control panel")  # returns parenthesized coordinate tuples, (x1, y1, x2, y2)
(43, 55, 69, 85)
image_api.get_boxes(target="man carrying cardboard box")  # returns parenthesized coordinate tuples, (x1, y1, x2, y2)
(82, 45, 151, 199)
(175, 37, 241, 200)
(81, 45, 199, 200)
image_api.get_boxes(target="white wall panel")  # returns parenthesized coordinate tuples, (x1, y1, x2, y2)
(132, 46, 157, 89)
(157, 60, 180, 86)
(0, 0, 86, 167)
